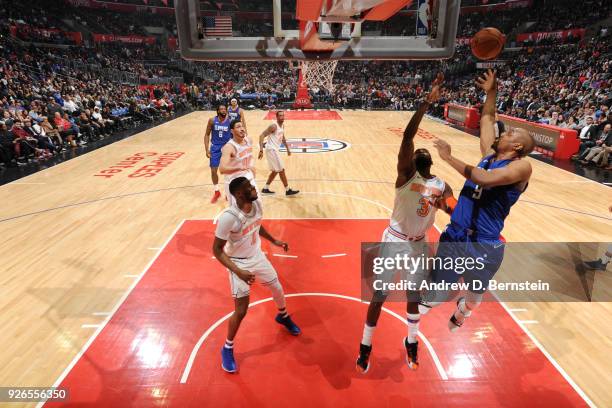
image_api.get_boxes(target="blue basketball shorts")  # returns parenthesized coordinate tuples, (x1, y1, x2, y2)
(430, 225, 505, 294)
(210, 144, 223, 167)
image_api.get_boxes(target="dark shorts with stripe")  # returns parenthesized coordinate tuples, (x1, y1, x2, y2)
(430, 224, 505, 294)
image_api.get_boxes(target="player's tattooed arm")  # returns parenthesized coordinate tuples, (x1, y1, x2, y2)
(467, 160, 532, 188)
(434, 138, 531, 188)
(435, 182, 457, 215)
(212, 237, 255, 284)
(204, 117, 213, 158)
(476, 69, 498, 157)
(259, 225, 289, 251)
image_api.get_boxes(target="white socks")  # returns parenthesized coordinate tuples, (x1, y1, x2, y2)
(224, 339, 234, 349)
(214, 184, 219, 191)
(361, 324, 376, 346)
(406, 313, 420, 344)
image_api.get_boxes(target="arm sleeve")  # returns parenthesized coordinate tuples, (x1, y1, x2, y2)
(215, 212, 239, 240)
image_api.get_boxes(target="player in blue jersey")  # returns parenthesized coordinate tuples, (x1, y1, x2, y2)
(205, 105, 232, 203)
(228, 98, 247, 133)
(421, 69, 535, 331)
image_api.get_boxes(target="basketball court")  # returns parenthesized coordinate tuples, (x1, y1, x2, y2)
(1, 0, 611, 406)
(1, 110, 610, 407)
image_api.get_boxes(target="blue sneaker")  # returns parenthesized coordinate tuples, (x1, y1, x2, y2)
(275, 313, 301, 335)
(221, 346, 237, 373)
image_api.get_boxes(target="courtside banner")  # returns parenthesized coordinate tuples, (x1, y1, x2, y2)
(444, 103, 480, 129)
(498, 114, 579, 158)
(476, 61, 507, 69)
(360, 242, 611, 302)
(447, 104, 467, 123)
(517, 28, 586, 43)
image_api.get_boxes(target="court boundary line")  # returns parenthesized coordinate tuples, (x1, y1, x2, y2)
(2, 180, 610, 224)
(262, 111, 344, 121)
(37, 219, 187, 408)
(496, 298, 595, 407)
(179, 292, 449, 383)
(212, 191, 393, 224)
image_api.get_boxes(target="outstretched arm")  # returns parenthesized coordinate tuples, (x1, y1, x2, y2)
(396, 73, 443, 188)
(476, 69, 498, 157)
(434, 138, 532, 188)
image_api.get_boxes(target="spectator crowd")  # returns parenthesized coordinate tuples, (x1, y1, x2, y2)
(0, 0, 610, 170)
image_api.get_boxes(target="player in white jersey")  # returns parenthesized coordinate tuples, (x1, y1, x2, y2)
(213, 176, 301, 373)
(220, 119, 257, 206)
(258, 111, 300, 196)
(356, 74, 453, 374)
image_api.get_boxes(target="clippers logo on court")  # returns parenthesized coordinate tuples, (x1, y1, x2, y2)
(280, 138, 349, 154)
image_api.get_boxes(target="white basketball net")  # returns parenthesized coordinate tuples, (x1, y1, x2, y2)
(300, 60, 338, 93)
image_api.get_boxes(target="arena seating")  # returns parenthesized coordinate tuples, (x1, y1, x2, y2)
(0, 0, 610, 169)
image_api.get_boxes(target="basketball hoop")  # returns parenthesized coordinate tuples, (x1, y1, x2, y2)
(300, 60, 338, 92)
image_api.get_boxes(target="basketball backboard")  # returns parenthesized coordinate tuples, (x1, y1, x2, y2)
(175, 0, 460, 61)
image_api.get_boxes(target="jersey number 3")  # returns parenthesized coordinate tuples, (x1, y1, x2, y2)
(417, 197, 431, 217)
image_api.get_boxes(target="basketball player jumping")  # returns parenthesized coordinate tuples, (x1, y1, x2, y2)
(213, 176, 301, 373)
(228, 98, 247, 132)
(422, 69, 535, 330)
(257, 111, 300, 196)
(220, 120, 257, 207)
(356, 73, 453, 373)
(205, 105, 232, 203)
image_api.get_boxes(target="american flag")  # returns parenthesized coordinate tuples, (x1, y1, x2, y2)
(203, 16, 233, 37)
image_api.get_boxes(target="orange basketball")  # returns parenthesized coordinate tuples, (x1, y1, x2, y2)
(471, 27, 505, 60)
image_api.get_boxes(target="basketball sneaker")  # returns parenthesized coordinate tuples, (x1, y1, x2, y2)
(583, 259, 609, 271)
(211, 190, 221, 204)
(286, 189, 300, 196)
(275, 314, 301, 335)
(221, 346, 237, 373)
(261, 188, 275, 194)
(356, 343, 372, 374)
(403, 338, 419, 370)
